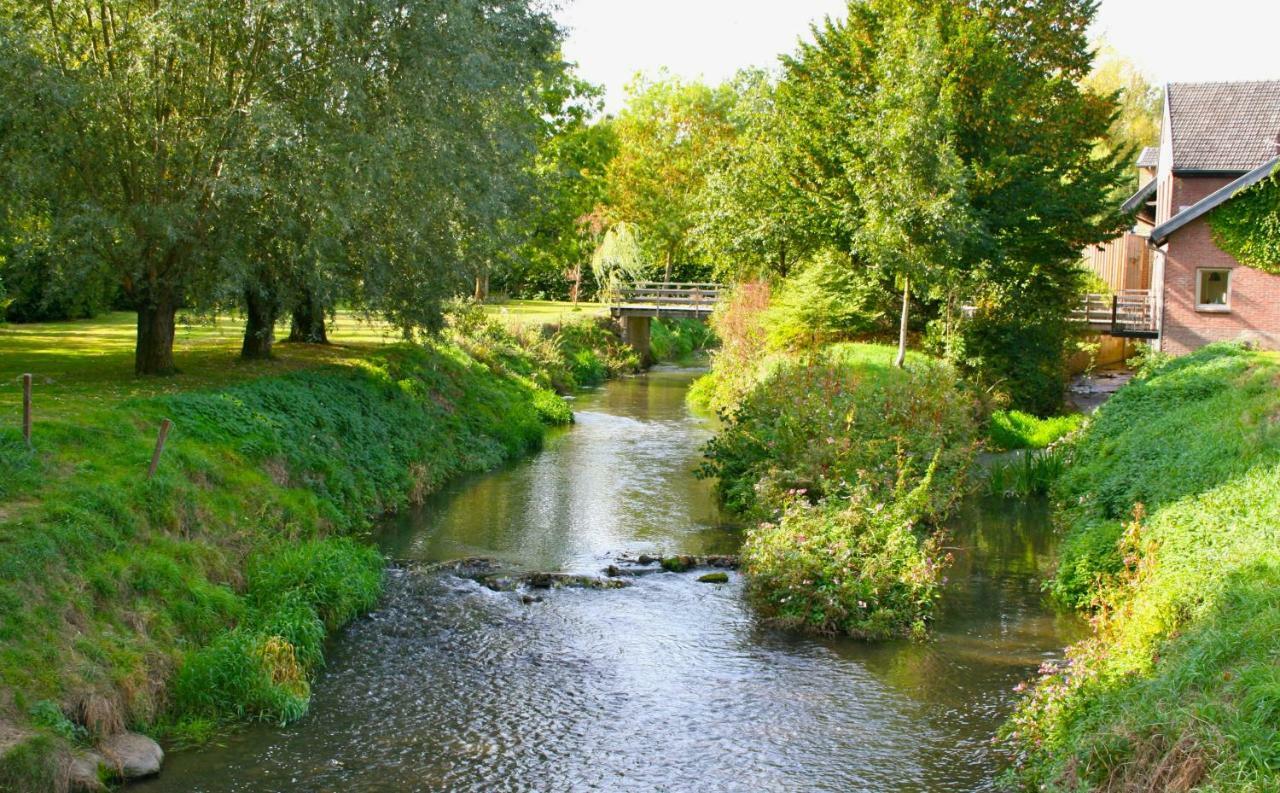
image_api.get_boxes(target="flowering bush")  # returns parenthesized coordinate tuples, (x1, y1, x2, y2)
(742, 468, 951, 639)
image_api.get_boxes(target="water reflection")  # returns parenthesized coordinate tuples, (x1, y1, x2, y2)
(140, 366, 1080, 793)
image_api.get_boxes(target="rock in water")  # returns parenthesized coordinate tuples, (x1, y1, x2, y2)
(697, 572, 730, 584)
(99, 732, 163, 779)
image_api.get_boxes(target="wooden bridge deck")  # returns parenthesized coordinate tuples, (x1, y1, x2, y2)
(608, 282, 723, 319)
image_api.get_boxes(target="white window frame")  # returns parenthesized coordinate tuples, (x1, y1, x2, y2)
(1195, 267, 1232, 312)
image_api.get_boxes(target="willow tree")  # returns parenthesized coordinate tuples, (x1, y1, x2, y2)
(1, 1, 314, 373)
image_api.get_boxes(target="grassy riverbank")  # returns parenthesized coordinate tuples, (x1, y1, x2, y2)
(0, 304, 636, 790)
(696, 341, 979, 639)
(1005, 344, 1280, 790)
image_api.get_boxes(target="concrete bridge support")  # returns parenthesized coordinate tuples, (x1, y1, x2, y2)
(622, 314, 652, 366)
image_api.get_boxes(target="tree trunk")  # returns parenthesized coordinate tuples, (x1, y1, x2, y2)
(135, 292, 178, 376)
(895, 277, 910, 369)
(241, 288, 277, 360)
(473, 270, 489, 302)
(287, 291, 328, 344)
(663, 250, 673, 283)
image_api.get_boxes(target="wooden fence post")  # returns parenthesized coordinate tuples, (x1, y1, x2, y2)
(147, 419, 173, 480)
(22, 374, 32, 448)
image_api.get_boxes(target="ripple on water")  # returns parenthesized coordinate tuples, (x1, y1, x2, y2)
(137, 368, 1080, 793)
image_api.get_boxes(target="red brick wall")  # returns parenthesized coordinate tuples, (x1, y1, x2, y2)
(1161, 175, 1280, 355)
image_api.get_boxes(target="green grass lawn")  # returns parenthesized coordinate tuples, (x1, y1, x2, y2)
(0, 302, 602, 421)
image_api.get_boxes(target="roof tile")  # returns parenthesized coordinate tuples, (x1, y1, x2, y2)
(1167, 80, 1280, 172)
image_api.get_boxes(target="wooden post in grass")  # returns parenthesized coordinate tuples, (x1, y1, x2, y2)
(22, 374, 32, 448)
(147, 419, 173, 480)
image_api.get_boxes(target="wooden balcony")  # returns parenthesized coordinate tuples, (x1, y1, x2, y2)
(1071, 289, 1158, 339)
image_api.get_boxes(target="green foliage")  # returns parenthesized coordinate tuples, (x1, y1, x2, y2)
(1208, 166, 1280, 274)
(700, 342, 977, 639)
(605, 73, 736, 280)
(501, 81, 616, 300)
(702, 344, 976, 520)
(1007, 344, 1280, 789)
(27, 700, 84, 743)
(692, 69, 820, 279)
(762, 250, 889, 350)
(983, 447, 1068, 498)
(742, 473, 947, 640)
(649, 318, 716, 362)
(986, 410, 1083, 451)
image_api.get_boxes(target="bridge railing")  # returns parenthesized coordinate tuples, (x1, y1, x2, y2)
(615, 281, 724, 310)
(1070, 289, 1157, 337)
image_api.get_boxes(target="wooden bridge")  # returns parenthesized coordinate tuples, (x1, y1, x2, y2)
(1071, 289, 1158, 339)
(609, 281, 724, 362)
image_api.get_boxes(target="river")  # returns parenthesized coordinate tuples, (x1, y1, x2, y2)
(139, 365, 1081, 792)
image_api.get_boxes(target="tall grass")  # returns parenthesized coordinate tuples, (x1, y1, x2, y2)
(985, 410, 1082, 451)
(983, 447, 1068, 497)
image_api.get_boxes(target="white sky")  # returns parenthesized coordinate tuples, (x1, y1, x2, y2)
(558, 0, 1280, 115)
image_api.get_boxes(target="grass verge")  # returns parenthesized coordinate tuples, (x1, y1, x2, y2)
(1003, 343, 1280, 791)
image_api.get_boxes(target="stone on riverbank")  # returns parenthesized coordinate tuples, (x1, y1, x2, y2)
(99, 732, 163, 779)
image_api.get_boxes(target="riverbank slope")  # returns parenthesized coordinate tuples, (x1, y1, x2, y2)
(1005, 343, 1280, 790)
(0, 305, 636, 790)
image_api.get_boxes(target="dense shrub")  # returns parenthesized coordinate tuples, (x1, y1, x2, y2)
(1005, 344, 1280, 790)
(688, 281, 771, 414)
(985, 410, 1082, 451)
(954, 304, 1077, 416)
(701, 343, 977, 520)
(700, 342, 977, 638)
(761, 250, 889, 350)
(742, 470, 948, 640)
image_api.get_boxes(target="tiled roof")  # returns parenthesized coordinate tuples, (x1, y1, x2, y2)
(1167, 80, 1280, 172)
(1136, 146, 1160, 168)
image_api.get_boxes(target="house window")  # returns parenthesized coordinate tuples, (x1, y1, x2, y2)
(1196, 268, 1231, 311)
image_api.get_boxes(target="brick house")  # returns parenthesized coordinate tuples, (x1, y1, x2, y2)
(1099, 80, 1280, 355)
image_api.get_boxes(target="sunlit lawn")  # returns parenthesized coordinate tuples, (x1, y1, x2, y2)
(0, 300, 605, 420)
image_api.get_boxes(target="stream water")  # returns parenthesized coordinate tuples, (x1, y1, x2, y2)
(140, 365, 1081, 792)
